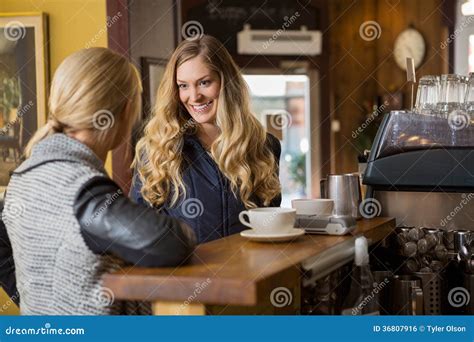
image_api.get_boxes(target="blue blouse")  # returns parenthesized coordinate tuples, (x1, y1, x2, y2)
(130, 133, 282, 243)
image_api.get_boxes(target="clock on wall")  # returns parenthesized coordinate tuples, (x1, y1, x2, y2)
(393, 28, 426, 71)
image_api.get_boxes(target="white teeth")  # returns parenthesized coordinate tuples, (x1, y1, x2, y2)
(192, 101, 212, 112)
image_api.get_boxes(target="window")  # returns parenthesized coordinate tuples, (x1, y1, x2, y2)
(244, 75, 310, 207)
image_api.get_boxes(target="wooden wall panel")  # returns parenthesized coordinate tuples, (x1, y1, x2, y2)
(375, 0, 451, 107)
(328, 0, 453, 174)
(328, 0, 377, 173)
(107, 0, 133, 194)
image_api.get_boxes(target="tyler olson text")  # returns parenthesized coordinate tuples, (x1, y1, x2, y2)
(428, 325, 466, 333)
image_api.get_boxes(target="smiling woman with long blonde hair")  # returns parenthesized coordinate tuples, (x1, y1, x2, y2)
(131, 35, 282, 243)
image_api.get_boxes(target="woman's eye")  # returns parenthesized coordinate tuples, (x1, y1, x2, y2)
(178, 84, 187, 89)
(199, 80, 210, 87)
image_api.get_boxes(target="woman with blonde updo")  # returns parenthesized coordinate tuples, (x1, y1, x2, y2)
(131, 35, 282, 243)
(2, 48, 195, 315)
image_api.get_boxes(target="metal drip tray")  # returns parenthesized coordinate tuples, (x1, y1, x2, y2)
(375, 191, 474, 230)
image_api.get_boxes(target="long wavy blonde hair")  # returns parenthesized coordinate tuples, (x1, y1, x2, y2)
(134, 35, 281, 209)
(25, 47, 142, 157)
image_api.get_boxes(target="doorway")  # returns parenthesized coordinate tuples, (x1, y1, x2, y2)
(243, 74, 312, 207)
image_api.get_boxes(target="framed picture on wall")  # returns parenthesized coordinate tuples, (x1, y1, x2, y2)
(0, 13, 49, 195)
(140, 57, 168, 119)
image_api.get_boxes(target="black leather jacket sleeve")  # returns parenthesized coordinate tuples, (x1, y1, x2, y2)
(0, 200, 18, 303)
(73, 176, 196, 267)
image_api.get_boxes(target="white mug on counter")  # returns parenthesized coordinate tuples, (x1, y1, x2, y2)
(291, 199, 334, 216)
(238, 207, 296, 234)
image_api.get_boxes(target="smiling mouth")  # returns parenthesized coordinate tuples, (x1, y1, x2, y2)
(191, 100, 213, 113)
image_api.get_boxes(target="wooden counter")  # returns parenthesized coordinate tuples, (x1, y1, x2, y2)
(103, 217, 395, 315)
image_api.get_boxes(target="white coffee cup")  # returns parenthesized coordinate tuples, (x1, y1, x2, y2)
(238, 207, 296, 234)
(291, 199, 334, 216)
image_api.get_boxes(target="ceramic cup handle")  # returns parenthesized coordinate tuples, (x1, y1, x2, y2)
(239, 211, 252, 228)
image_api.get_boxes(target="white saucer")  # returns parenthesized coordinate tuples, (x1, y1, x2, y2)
(240, 229, 305, 242)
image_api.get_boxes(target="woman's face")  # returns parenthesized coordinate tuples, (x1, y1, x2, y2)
(176, 55, 221, 124)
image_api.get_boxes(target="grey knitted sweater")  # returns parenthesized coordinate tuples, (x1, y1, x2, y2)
(2, 134, 149, 315)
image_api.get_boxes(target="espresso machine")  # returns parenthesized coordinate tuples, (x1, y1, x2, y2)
(363, 111, 474, 315)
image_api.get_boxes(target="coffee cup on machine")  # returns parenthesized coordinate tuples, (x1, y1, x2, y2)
(291, 199, 334, 217)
